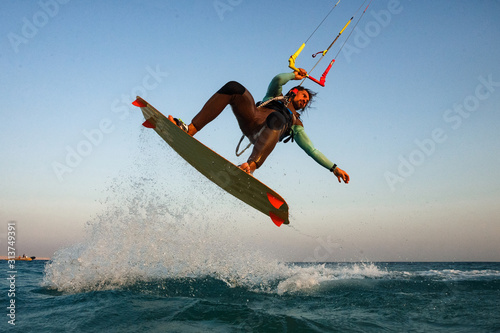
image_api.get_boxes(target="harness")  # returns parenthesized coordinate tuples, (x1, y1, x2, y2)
(235, 93, 299, 156)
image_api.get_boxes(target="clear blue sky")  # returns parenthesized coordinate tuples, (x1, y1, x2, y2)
(1, 0, 499, 261)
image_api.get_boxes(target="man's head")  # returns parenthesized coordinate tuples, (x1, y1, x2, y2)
(287, 86, 317, 112)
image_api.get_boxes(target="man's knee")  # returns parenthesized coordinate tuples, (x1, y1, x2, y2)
(217, 81, 246, 95)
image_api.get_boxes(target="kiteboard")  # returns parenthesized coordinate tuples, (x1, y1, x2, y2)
(132, 96, 289, 226)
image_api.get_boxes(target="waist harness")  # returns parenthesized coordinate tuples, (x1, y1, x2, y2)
(235, 98, 296, 156)
(257, 99, 295, 142)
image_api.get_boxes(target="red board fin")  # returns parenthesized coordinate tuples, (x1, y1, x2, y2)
(269, 212, 284, 227)
(132, 98, 146, 107)
(142, 118, 156, 129)
(267, 192, 284, 209)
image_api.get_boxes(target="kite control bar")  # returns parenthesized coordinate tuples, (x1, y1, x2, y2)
(287, 0, 372, 87)
(288, 43, 329, 87)
(288, 15, 353, 87)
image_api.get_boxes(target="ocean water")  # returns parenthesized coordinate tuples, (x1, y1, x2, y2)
(2, 260, 500, 332)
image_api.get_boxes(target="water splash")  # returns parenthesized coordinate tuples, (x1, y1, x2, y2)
(275, 262, 388, 294)
(43, 169, 294, 293)
(43, 131, 289, 293)
(42, 130, 386, 295)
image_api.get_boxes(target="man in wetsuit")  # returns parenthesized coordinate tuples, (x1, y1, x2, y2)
(170, 69, 350, 184)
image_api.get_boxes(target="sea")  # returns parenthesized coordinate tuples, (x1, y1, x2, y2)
(2, 260, 499, 332)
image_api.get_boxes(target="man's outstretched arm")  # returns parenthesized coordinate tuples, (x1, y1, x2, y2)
(292, 125, 350, 183)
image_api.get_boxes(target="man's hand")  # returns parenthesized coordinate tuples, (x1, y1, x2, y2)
(294, 68, 308, 80)
(333, 167, 350, 184)
(239, 162, 256, 175)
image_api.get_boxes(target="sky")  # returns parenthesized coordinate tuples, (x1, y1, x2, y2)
(1, 0, 499, 262)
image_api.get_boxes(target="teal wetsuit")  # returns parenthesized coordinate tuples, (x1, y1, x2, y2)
(262, 73, 336, 171)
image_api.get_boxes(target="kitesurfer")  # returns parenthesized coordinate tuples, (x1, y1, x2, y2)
(170, 69, 349, 184)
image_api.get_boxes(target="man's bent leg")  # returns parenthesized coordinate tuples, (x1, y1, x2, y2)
(191, 81, 257, 134)
(247, 127, 281, 170)
(244, 111, 290, 171)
